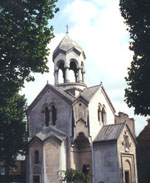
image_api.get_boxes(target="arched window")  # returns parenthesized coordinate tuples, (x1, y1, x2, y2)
(45, 106, 49, 126)
(101, 106, 106, 124)
(97, 103, 101, 121)
(52, 105, 57, 126)
(34, 150, 39, 164)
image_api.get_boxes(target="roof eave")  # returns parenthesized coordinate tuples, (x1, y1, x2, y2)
(101, 86, 116, 114)
(93, 139, 117, 144)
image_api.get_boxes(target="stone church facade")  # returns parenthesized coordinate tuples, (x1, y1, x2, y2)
(26, 33, 138, 183)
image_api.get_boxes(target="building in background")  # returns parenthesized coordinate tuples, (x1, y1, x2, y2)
(115, 112, 136, 137)
(26, 33, 138, 183)
(0, 155, 26, 183)
(136, 119, 150, 183)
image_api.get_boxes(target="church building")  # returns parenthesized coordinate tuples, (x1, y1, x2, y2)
(26, 32, 138, 183)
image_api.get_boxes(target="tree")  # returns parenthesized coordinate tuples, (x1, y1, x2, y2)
(0, 93, 27, 165)
(0, 0, 59, 100)
(58, 168, 91, 183)
(0, 0, 59, 164)
(120, 0, 150, 116)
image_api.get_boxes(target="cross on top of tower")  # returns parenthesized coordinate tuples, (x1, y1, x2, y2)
(66, 24, 69, 34)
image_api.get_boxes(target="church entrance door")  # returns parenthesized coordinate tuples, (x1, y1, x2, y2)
(125, 171, 130, 183)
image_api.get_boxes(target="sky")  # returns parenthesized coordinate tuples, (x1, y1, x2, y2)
(21, 0, 147, 135)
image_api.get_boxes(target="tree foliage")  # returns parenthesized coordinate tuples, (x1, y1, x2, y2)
(0, 0, 59, 99)
(0, 0, 58, 164)
(120, 0, 150, 116)
(58, 169, 91, 183)
(0, 93, 27, 165)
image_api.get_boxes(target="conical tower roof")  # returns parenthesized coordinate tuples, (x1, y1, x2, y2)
(53, 34, 86, 60)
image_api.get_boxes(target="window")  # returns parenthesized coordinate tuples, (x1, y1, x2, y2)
(43, 103, 57, 126)
(45, 106, 49, 126)
(97, 103, 101, 121)
(1, 167, 5, 175)
(33, 175, 40, 183)
(51, 105, 57, 126)
(34, 150, 39, 164)
(101, 106, 106, 124)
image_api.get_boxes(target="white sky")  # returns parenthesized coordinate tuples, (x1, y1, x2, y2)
(21, 0, 147, 135)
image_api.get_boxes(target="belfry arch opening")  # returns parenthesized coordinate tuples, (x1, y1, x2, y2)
(58, 69, 64, 84)
(54, 58, 86, 85)
(69, 60, 78, 82)
(57, 60, 65, 84)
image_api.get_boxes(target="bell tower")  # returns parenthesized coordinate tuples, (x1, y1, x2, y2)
(52, 30, 87, 96)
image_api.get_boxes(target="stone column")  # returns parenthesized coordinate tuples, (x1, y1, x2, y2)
(78, 68, 82, 83)
(54, 70, 58, 85)
(82, 72, 85, 83)
(65, 67, 69, 83)
(75, 72, 78, 83)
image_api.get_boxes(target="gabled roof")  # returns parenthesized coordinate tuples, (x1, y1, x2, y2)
(80, 85, 101, 102)
(29, 126, 67, 144)
(94, 123, 125, 143)
(79, 84, 115, 113)
(94, 122, 136, 144)
(27, 83, 74, 114)
(36, 132, 65, 143)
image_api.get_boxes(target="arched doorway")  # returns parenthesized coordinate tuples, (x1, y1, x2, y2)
(124, 160, 132, 183)
(71, 132, 92, 172)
